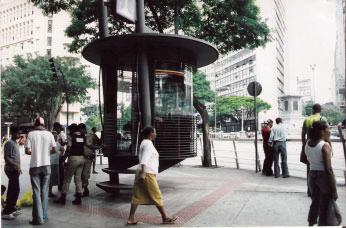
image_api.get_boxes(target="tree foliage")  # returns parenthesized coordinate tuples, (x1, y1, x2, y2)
(30, 0, 270, 54)
(193, 71, 215, 104)
(216, 96, 271, 123)
(1, 55, 95, 128)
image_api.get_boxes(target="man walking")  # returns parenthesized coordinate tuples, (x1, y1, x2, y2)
(25, 117, 56, 225)
(261, 119, 274, 176)
(2, 129, 22, 220)
(81, 126, 100, 196)
(301, 103, 328, 196)
(269, 118, 289, 178)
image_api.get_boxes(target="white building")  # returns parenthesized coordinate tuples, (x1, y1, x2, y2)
(202, 0, 287, 126)
(333, 0, 345, 112)
(0, 0, 81, 126)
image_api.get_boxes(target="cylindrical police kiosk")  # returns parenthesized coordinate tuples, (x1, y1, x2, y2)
(82, 33, 218, 193)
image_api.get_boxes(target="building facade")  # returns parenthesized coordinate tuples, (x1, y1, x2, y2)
(0, 0, 81, 126)
(202, 0, 287, 126)
(333, 0, 346, 112)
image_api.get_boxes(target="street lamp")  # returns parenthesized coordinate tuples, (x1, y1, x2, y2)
(310, 64, 316, 103)
(240, 106, 245, 136)
(49, 58, 69, 128)
(214, 74, 217, 131)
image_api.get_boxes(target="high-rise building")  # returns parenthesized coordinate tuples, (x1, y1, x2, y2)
(333, 0, 345, 112)
(0, 0, 81, 126)
(202, 0, 287, 125)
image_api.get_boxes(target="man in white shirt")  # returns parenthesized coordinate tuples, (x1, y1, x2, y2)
(25, 117, 56, 225)
(269, 118, 289, 178)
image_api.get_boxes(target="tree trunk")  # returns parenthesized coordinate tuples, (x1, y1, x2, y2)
(193, 97, 212, 167)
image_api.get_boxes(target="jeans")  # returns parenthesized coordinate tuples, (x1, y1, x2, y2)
(308, 171, 333, 226)
(29, 166, 51, 223)
(3, 170, 20, 215)
(273, 141, 289, 177)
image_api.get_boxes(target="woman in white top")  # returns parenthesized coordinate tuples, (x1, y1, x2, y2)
(305, 121, 339, 226)
(127, 126, 177, 225)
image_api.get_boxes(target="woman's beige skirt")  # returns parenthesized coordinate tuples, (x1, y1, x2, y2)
(131, 173, 163, 207)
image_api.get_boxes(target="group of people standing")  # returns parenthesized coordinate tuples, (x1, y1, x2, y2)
(261, 117, 289, 178)
(2, 117, 101, 225)
(261, 103, 341, 226)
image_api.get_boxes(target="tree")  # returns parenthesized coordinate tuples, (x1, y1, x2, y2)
(1, 55, 95, 129)
(31, 0, 270, 166)
(321, 103, 344, 125)
(30, 0, 270, 54)
(303, 100, 314, 116)
(216, 96, 271, 123)
(193, 71, 215, 167)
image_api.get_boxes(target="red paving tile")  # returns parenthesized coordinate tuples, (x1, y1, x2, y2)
(60, 180, 242, 226)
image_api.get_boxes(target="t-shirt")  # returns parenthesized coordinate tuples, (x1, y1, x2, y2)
(26, 130, 56, 168)
(4, 140, 21, 172)
(138, 139, 159, 174)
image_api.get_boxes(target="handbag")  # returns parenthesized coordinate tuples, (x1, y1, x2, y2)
(326, 200, 342, 226)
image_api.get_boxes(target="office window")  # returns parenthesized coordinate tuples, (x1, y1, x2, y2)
(284, 100, 288, 111)
(48, 20, 53, 33)
(47, 49, 51, 57)
(47, 37, 52, 46)
(293, 101, 298, 111)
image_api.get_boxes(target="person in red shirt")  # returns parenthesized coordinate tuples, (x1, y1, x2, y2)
(261, 119, 274, 176)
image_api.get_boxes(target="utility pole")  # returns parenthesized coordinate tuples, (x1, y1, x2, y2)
(310, 64, 316, 103)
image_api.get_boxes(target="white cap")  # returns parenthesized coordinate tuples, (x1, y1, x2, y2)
(34, 117, 45, 126)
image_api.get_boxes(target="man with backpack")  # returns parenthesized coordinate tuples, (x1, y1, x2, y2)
(301, 103, 329, 196)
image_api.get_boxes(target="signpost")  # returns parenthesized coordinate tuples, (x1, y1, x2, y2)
(247, 81, 262, 173)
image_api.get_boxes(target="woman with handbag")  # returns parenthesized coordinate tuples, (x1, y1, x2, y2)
(127, 126, 177, 225)
(305, 121, 341, 226)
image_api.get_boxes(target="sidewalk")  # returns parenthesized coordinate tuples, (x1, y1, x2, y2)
(2, 163, 346, 227)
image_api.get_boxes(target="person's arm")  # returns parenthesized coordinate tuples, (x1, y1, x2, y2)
(322, 143, 338, 200)
(25, 134, 32, 155)
(301, 120, 307, 145)
(268, 128, 274, 146)
(138, 143, 150, 180)
(4, 144, 21, 174)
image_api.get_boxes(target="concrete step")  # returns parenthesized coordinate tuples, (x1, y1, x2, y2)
(96, 181, 133, 193)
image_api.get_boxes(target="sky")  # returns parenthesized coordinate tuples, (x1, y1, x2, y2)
(284, 0, 339, 104)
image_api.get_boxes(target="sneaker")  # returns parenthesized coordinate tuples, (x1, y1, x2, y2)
(12, 210, 22, 216)
(2, 213, 16, 220)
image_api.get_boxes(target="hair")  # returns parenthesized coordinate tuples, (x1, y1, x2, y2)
(275, 118, 282, 124)
(312, 103, 322, 114)
(267, 119, 273, 124)
(53, 122, 62, 131)
(68, 123, 78, 134)
(78, 123, 86, 131)
(10, 128, 19, 138)
(34, 117, 44, 127)
(309, 121, 329, 141)
(141, 126, 155, 139)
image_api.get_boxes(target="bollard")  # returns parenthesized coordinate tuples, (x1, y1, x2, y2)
(211, 139, 218, 167)
(232, 140, 239, 169)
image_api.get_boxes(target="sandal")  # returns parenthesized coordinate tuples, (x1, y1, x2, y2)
(162, 216, 178, 224)
(126, 221, 138, 226)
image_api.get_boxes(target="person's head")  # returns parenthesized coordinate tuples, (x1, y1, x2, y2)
(91, 127, 97, 134)
(10, 128, 20, 140)
(142, 126, 156, 140)
(68, 123, 78, 134)
(312, 103, 322, 114)
(267, 119, 273, 128)
(34, 117, 45, 127)
(275, 118, 282, 124)
(310, 121, 330, 141)
(78, 123, 87, 134)
(53, 122, 62, 132)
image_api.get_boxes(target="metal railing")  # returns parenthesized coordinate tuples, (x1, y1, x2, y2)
(184, 136, 346, 185)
